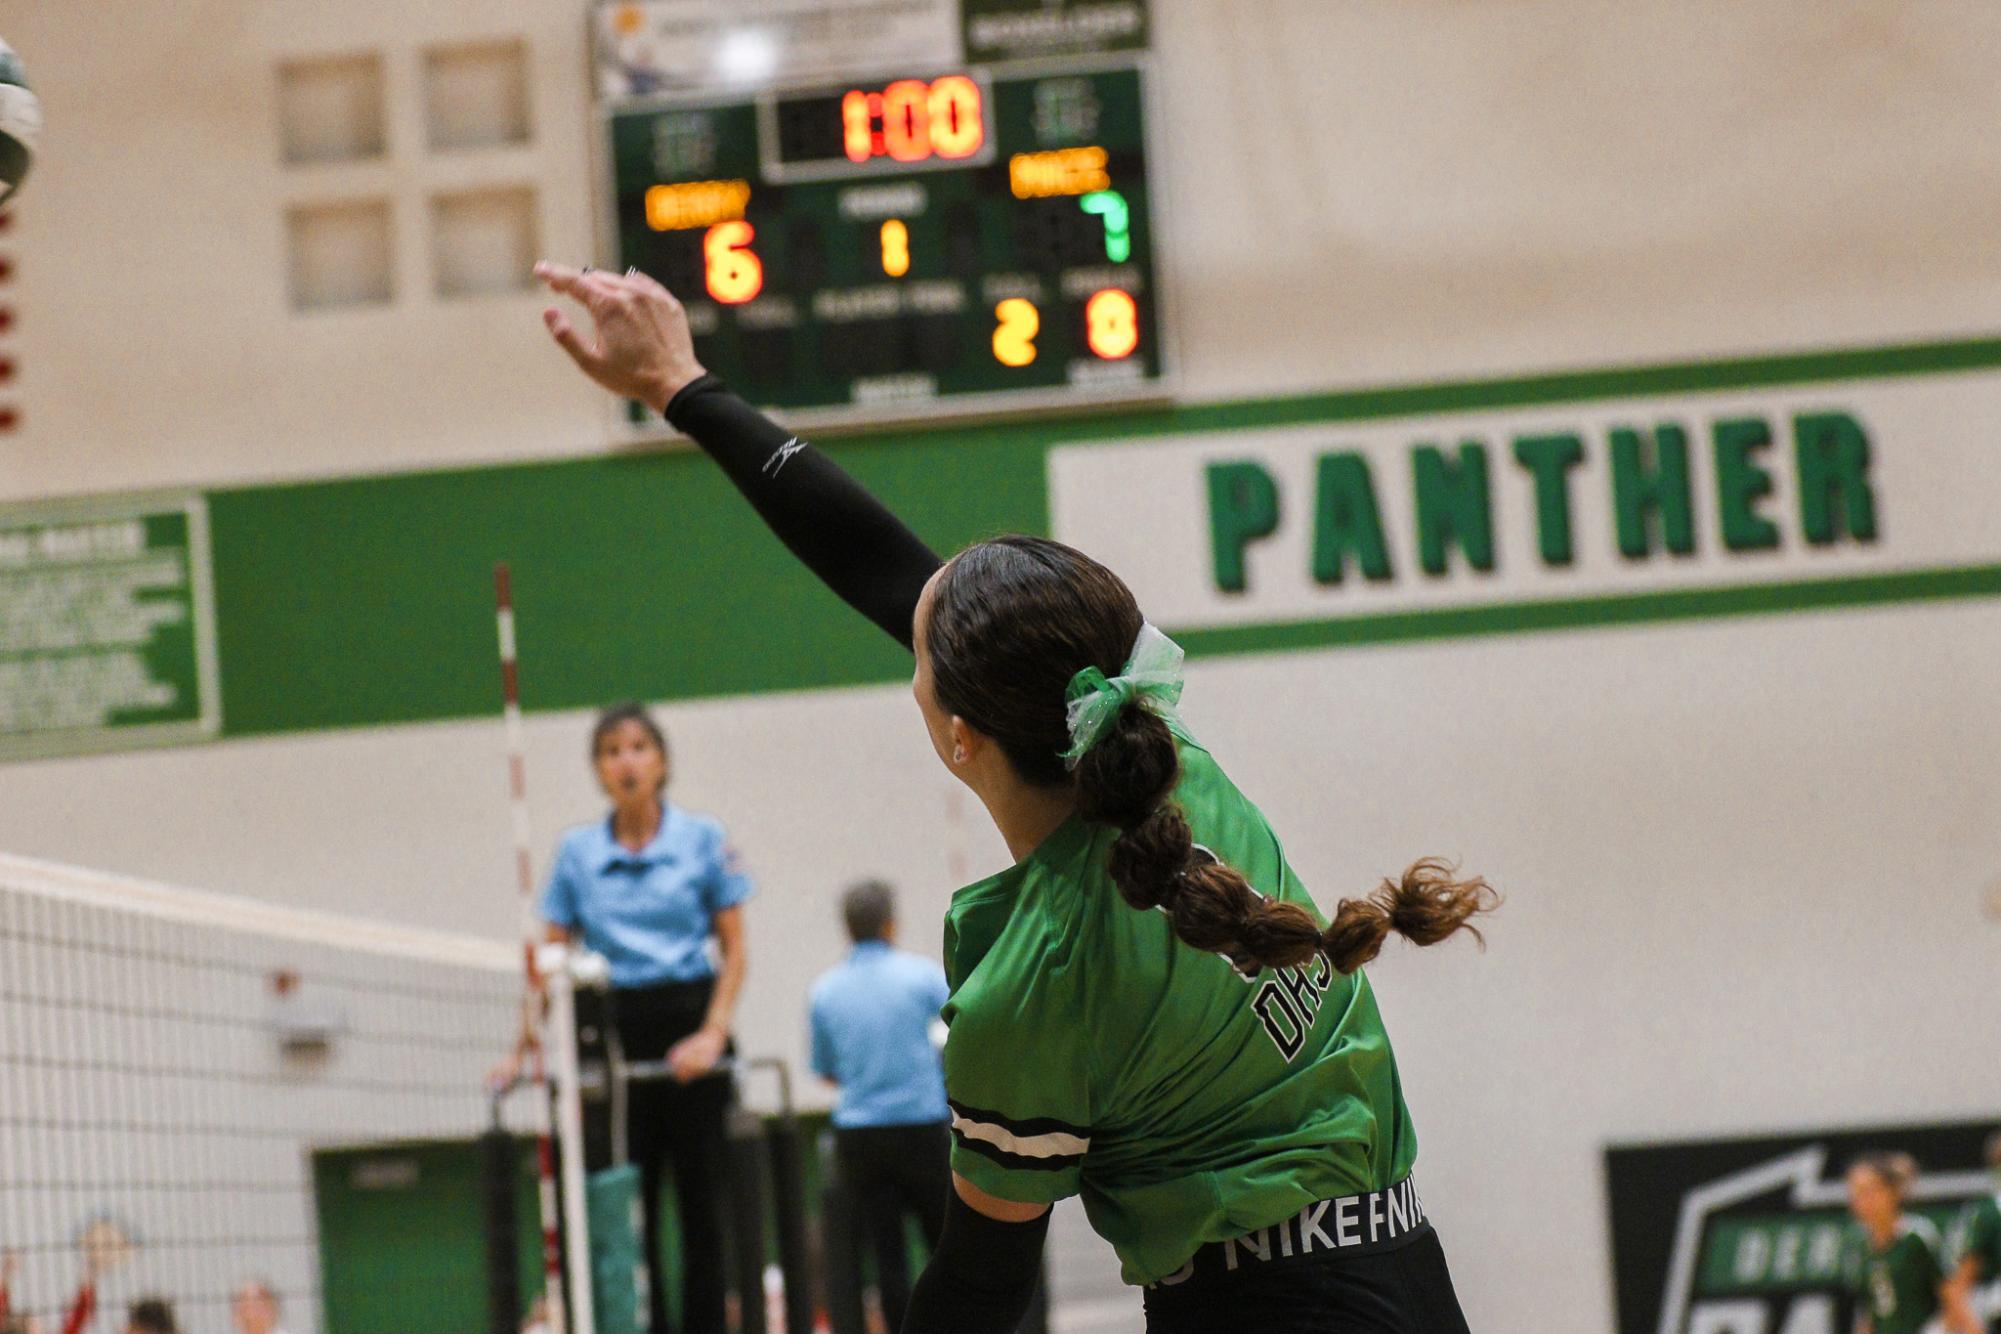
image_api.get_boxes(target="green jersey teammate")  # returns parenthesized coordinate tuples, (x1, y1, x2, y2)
(1844, 1153, 1980, 1334)
(1946, 1131, 2001, 1334)
(534, 260, 1496, 1333)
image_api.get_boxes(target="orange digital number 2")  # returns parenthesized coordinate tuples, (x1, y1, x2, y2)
(993, 299, 1039, 367)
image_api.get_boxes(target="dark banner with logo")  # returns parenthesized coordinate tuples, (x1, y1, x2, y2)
(1607, 1119, 1999, 1334)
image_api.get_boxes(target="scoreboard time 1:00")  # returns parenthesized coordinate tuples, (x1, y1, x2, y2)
(607, 61, 1163, 418)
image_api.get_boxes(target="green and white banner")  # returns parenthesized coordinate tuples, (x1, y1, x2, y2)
(1049, 375, 2001, 643)
(1607, 1120, 2000, 1334)
(0, 495, 220, 760)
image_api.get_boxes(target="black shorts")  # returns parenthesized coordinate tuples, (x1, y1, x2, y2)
(1141, 1182, 1470, 1334)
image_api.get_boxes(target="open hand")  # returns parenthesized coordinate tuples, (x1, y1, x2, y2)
(535, 262, 707, 414)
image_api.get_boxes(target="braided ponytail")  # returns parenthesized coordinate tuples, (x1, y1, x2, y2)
(1076, 702, 1324, 972)
(1075, 700, 1494, 974)
(923, 536, 1496, 977)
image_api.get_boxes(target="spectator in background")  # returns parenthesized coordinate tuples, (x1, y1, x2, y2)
(809, 880, 952, 1331)
(0, 1251, 32, 1334)
(229, 1280, 288, 1334)
(1, 1248, 97, 1334)
(124, 1297, 176, 1334)
(1947, 1129, 2001, 1334)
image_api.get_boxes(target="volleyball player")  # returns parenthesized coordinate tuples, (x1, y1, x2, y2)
(1843, 1153, 1977, 1334)
(1946, 1130, 2001, 1333)
(536, 262, 1494, 1332)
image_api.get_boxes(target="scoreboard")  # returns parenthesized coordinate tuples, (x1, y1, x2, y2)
(602, 57, 1164, 424)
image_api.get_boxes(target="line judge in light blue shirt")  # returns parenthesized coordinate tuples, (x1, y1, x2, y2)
(809, 880, 951, 1331)
(540, 702, 751, 1334)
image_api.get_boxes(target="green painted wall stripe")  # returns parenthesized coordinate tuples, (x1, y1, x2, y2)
(1171, 564, 2001, 659)
(202, 333, 2001, 736)
(208, 427, 1051, 734)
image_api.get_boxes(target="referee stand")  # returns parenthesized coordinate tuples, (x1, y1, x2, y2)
(495, 945, 819, 1334)
(487, 942, 1043, 1334)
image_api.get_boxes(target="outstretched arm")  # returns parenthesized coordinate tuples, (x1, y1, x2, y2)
(535, 263, 941, 650)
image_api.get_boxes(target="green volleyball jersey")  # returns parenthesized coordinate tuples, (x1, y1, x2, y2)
(1848, 1220, 1943, 1334)
(938, 724, 1418, 1285)
(1961, 1193, 2001, 1280)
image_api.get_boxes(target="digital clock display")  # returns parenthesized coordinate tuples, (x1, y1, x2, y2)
(770, 75, 991, 177)
(606, 60, 1163, 420)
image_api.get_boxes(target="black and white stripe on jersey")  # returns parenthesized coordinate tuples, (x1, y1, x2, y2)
(947, 1099, 1091, 1172)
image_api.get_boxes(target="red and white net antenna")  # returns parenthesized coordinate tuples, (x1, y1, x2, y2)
(0, 210, 18, 435)
(494, 563, 566, 1333)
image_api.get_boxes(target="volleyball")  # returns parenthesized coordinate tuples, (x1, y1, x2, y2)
(0, 38, 39, 204)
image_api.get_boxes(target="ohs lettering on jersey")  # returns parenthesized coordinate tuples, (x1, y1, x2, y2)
(1250, 951, 1336, 1061)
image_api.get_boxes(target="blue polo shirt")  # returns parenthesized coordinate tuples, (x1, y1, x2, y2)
(809, 940, 950, 1129)
(539, 802, 753, 989)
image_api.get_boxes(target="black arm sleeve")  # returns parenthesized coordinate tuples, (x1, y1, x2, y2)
(665, 375, 942, 651)
(900, 1191, 1050, 1334)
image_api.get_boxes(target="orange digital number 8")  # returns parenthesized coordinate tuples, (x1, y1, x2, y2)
(993, 299, 1039, 368)
(704, 220, 763, 305)
(1085, 289, 1139, 361)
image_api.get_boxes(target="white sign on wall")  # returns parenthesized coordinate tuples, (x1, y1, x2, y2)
(595, 0, 962, 98)
(1048, 375, 2001, 636)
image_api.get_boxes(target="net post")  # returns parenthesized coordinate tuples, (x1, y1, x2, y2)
(543, 948, 598, 1334)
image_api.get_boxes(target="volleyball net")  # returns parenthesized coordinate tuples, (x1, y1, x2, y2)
(0, 849, 1104, 1334)
(0, 851, 539, 1334)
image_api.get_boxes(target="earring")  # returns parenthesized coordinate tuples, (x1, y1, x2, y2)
(953, 748, 968, 764)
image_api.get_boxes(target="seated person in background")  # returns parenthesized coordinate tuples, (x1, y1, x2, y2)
(229, 1280, 288, 1334)
(810, 880, 952, 1331)
(125, 1297, 176, 1334)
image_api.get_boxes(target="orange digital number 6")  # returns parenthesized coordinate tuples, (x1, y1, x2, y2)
(704, 221, 763, 305)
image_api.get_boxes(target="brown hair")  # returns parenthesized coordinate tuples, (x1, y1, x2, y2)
(1851, 1151, 1918, 1201)
(127, 1298, 177, 1334)
(591, 702, 669, 792)
(926, 536, 1496, 975)
(841, 879, 896, 943)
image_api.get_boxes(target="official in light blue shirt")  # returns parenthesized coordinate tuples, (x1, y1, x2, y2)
(541, 799, 752, 988)
(532, 702, 752, 1334)
(810, 937, 950, 1130)
(808, 880, 951, 1330)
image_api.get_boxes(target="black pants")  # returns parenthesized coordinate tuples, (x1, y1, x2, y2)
(1141, 1227, 1470, 1334)
(578, 980, 734, 1334)
(833, 1120, 952, 1330)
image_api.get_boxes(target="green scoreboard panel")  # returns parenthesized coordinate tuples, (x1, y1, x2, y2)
(605, 59, 1164, 423)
